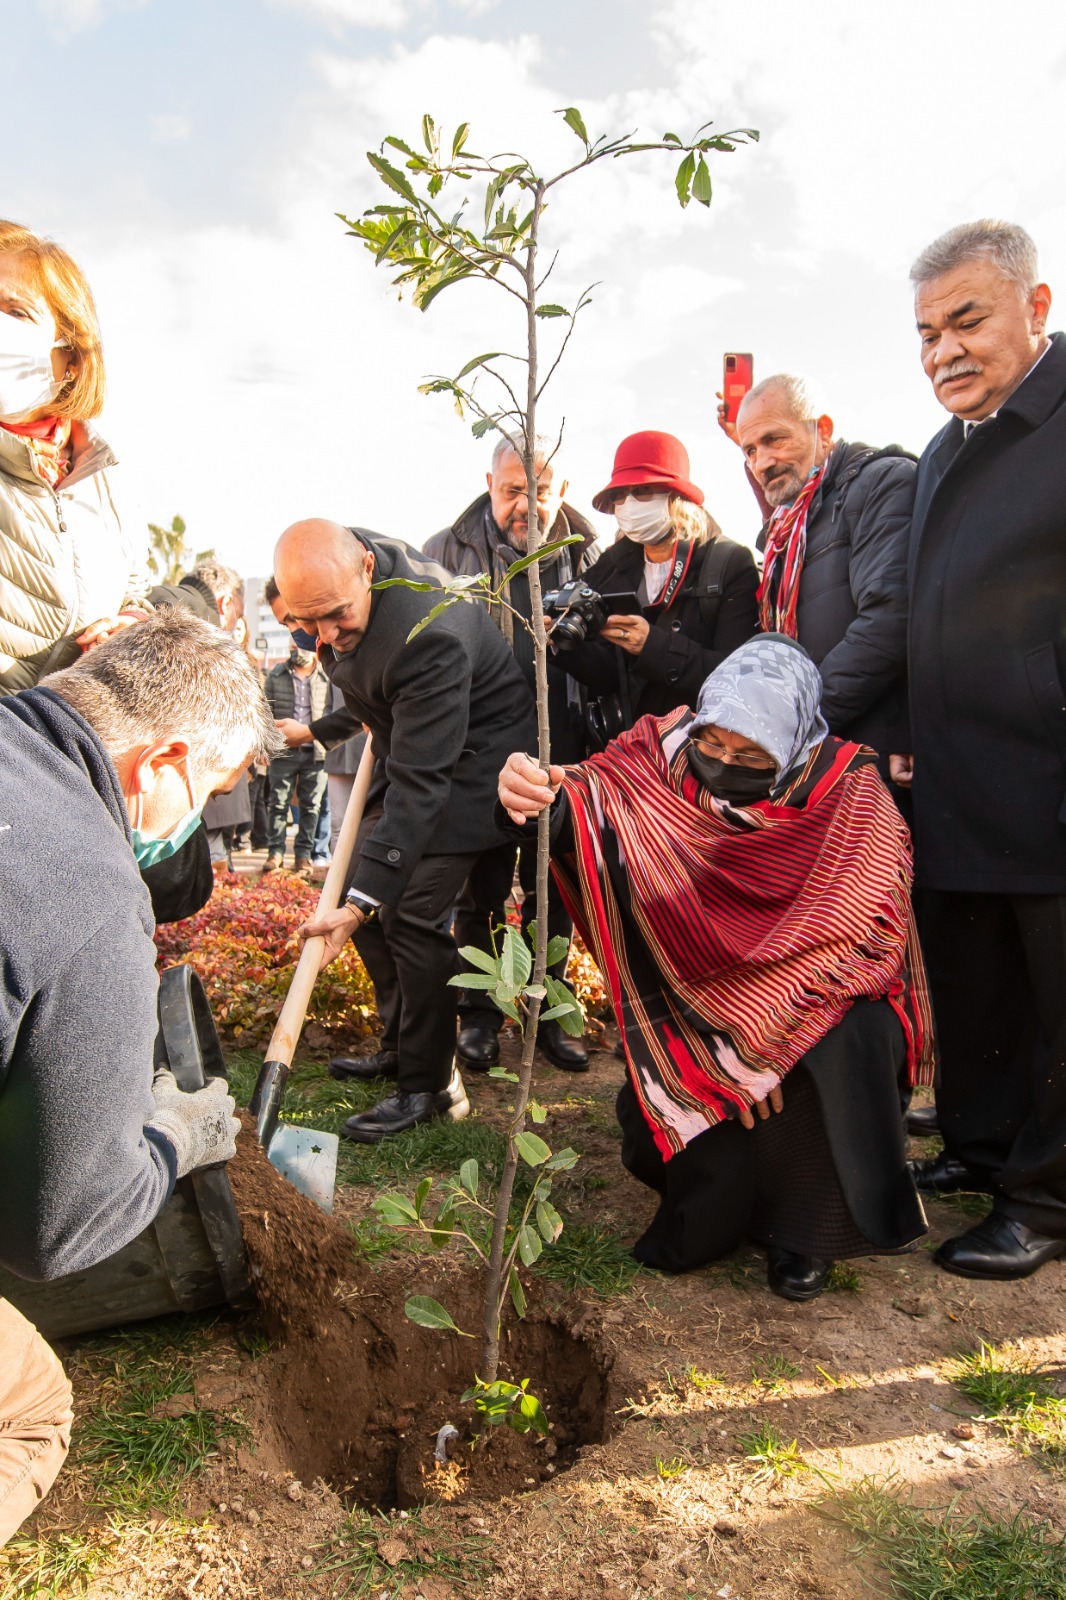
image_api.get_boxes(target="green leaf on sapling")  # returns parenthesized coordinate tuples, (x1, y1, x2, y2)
(451, 121, 469, 158)
(535, 303, 569, 318)
(457, 945, 501, 976)
(502, 535, 583, 580)
(405, 1295, 467, 1334)
(406, 598, 458, 641)
(514, 1132, 551, 1167)
(545, 935, 571, 968)
(447, 972, 500, 990)
(488, 1067, 520, 1083)
(514, 1390, 549, 1435)
(674, 150, 696, 208)
(367, 151, 418, 204)
(500, 925, 532, 990)
(455, 350, 504, 379)
(691, 155, 712, 206)
(414, 1176, 433, 1218)
(509, 1267, 527, 1318)
(559, 106, 590, 145)
(528, 1100, 547, 1124)
(518, 1224, 543, 1265)
(459, 1159, 479, 1199)
(536, 1200, 564, 1242)
(544, 1147, 580, 1173)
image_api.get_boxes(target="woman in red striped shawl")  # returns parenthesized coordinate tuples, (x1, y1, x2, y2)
(499, 635, 933, 1301)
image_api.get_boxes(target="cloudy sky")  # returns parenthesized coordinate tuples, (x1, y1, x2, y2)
(10, 0, 1066, 571)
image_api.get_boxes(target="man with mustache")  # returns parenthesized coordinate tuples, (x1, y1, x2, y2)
(894, 220, 1066, 1280)
(422, 436, 597, 1074)
(725, 376, 916, 772)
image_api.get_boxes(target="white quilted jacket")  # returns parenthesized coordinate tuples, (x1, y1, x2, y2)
(0, 422, 144, 691)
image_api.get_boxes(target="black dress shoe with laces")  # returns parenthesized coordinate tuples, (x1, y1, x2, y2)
(341, 1066, 470, 1144)
(909, 1150, 992, 1195)
(538, 1017, 590, 1072)
(328, 1048, 399, 1083)
(904, 1103, 941, 1138)
(935, 1211, 1066, 1280)
(456, 1022, 501, 1070)
(767, 1247, 832, 1302)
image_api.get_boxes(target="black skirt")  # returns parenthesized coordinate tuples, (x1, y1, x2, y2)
(617, 998, 927, 1270)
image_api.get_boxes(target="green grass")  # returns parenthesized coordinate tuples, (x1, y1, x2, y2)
(751, 1354, 800, 1394)
(311, 1508, 491, 1598)
(0, 1526, 118, 1600)
(536, 1223, 639, 1294)
(821, 1478, 1066, 1599)
(736, 1421, 807, 1483)
(827, 1262, 862, 1293)
(65, 1315, 244, 1515)
(655, 1455, 689, 1479)
(946, 1342, 1066, 1468)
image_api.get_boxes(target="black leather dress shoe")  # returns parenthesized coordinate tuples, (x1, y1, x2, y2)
(328, 1048, 399, 1083)
(905, 1103, 941, 1138)
(767, 1247, 832, 1302)
(909, 1151, 992, 1195)
(935, 1211, 1066, 1280)
(456, 1022, 500, 1070)
(538, 1017, 590, 1072)
(341, 1067, 470, 1144)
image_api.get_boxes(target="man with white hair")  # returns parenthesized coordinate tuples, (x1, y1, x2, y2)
(0, 608, 278, 1543)
(721, 375, 916, 766)
(894, 220, 1066, 1281)
(423, 436, 597, 1074)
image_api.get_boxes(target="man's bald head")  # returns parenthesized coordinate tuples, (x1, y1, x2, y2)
(273, 519, 376, 653)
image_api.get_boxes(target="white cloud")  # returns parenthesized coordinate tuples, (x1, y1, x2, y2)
(150, 114, 192, 143)
(36, 0, 145, 36)
(60, 4, 1066, 582)
(270, 0, 410, 28)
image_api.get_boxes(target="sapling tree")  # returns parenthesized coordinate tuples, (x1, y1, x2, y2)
(342, 106, 756, 1386)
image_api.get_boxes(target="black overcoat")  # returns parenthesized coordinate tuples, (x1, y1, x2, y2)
(907, 332, 1066, 892)
(322, 531, 536, 905)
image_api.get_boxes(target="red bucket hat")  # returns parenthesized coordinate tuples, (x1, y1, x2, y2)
(592, 430, 704, 513)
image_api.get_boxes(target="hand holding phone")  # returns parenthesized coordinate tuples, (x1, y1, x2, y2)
(718, 352, 754, 445)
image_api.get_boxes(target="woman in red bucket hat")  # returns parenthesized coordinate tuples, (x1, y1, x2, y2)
(552, 431, 758, 750)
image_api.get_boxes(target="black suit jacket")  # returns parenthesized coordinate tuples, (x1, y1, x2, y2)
(907, 332, 1066, 892)
(323, 531, 536, 904)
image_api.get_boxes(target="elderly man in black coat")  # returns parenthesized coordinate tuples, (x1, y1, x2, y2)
(894, 219, 1066, 1280)
(277, 519, 536, 1142)
(723, 374, 916, 768)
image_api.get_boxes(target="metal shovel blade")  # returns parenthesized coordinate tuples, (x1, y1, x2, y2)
(265, 1123, 339, 1213)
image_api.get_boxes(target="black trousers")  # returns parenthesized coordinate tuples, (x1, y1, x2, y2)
(453, 838, 573, 1026)
(349, 807, 480, 1094)
(920, 889, 1066, 1236)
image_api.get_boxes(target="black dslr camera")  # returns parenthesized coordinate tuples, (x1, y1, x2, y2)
(542, 579, 609, 649)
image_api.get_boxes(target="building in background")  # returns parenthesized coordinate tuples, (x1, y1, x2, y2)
(245, 575, 292, 668)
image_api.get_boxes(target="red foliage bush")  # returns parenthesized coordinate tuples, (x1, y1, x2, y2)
(154, 870, 609, 1053)
(154, 872, 376, 1052)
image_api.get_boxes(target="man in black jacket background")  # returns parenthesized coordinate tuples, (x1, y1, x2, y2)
(423, 436, 595, 1074)
(726, 374, 915, 765)
(894, 219, 1066, 1281)
(276, 519, 536, 1141)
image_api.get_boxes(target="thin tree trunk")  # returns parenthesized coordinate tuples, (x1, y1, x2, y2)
(480, 179, 549, 1382)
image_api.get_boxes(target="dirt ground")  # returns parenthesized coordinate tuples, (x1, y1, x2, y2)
(5, 1020, 1065, 1600)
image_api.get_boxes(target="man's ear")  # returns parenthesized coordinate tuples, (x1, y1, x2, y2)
(1030, 282, 1052, 336)
(127, 738, 192, 795)
(485, 470, 494, 493)
(556, 478, 570, 503)
(816, 414, 835, 449)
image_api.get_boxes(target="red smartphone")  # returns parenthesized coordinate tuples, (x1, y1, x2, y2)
(721, 352, 754, 426)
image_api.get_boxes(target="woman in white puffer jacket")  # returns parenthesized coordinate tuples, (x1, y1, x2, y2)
(0, 220, 144, 693)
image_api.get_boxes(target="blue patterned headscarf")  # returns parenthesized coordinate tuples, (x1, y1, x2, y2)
(691, 634, 829, 787)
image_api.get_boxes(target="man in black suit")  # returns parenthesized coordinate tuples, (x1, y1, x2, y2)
(894, 219, 1066, 1279)
(276, 519, 536, 1142)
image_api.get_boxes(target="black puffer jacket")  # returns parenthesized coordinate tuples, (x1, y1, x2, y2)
(264, 659, 331, 760)
(758, 440, 916, 754)
(556, 533, 759, 735)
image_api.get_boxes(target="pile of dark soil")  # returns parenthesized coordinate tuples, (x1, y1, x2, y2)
(226, 1120, 613, 1508)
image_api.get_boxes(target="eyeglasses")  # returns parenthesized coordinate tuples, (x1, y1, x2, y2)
(692, 736, 775, 770)
(608, 484, 669, 505)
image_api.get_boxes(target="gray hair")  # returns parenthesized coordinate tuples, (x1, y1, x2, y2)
(192, 559, 245, 605)
(46, 609, 283, 773)
(490, 431, 557, 474)
(741, 374, 824, 424)
(910, 220, 1038, 294)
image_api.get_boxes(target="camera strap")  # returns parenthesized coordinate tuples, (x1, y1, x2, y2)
(649, 539, 695, 613)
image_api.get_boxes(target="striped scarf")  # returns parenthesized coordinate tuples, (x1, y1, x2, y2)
(555, 708, 934, 1160)
(756, 463, 826, 637)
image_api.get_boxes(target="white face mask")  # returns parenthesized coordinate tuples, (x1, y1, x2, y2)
(614, 492, 673, 545)
(0, 310, 63, 423)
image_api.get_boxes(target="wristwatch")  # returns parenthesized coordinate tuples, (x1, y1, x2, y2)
(344, 889, 378, 923)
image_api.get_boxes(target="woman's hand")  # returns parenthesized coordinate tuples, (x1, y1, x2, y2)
(77, 612, 145, 650)
(738, 1084, 784, 1130)
(498, 751, 564, 826)
(600, 615, 650, 655)
(297, 905, 362, 971)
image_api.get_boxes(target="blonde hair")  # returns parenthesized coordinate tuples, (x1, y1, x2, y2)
(669, 492, 719, 545)
(0, 220, 105, 421)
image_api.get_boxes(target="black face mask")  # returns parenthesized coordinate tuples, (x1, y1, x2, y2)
(687, 746, 776, 804)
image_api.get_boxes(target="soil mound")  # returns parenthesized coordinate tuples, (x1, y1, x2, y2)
(226, 1121, 612, 1506)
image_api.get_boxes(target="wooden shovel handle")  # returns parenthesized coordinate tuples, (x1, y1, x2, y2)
(264, 736, 376, 1068)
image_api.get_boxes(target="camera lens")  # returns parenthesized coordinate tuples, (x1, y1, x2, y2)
(549, 612, 588, 649)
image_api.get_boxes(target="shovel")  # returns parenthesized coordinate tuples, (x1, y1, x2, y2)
(247, 737, 376, 1212)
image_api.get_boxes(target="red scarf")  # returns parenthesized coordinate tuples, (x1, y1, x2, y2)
(0, 415, 73, 489)
(756, 463, 826, 637)
(555, 708, 934, 1159)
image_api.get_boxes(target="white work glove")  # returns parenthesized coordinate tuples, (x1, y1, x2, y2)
(146, 1070, 240, 1179)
